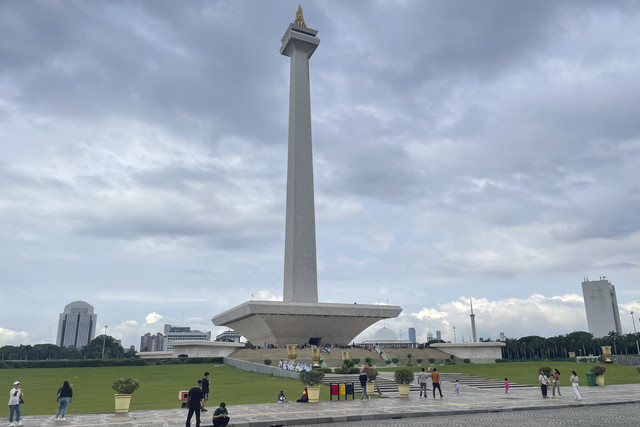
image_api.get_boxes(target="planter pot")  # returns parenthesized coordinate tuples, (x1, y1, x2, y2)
(114, 394, 132, 413)
(397, 384, 410, 398)
(595, 375, 605, 386)
(307, 385, 321, 403)
(366, 381, 375, 394)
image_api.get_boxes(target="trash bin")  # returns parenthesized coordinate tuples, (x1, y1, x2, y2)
(345, 383, 354, 399)
(586, 372, 596, 386)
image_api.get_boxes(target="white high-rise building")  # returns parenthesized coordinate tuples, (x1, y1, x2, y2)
(582, 277, 622, 337)
(56, 301, 97, 348)
(163, 324, 211, 351)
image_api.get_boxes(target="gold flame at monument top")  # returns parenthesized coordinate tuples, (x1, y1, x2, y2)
(294, 5, 307, 27)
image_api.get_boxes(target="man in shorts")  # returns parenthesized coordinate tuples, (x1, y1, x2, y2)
(201, 372, 210, 412)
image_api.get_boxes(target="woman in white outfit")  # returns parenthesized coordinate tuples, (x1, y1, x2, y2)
(570, 370, 582, 401)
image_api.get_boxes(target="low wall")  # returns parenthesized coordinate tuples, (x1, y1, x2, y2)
(611, 354, 640, 366)
(223, 357, 299, 379)
(431, 342, 505, 363)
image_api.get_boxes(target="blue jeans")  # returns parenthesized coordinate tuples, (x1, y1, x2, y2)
(9, 404, 21, 422)
(57, 397, 70, 416)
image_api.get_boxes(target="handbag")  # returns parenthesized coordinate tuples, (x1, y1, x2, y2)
(19, 397, 24, 404)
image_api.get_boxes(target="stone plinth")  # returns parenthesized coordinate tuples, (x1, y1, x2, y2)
(213, 301, 401, 346)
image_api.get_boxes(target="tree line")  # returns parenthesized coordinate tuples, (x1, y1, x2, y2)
(499, 331, 640, 360)
(0, 335, 136, 361)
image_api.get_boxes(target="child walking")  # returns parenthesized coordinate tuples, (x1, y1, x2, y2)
(504, 378, 509, 393)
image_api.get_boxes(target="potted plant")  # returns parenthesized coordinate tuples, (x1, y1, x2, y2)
(112, 377, 140, 413)
(365, 366, 378, 394)
(299, 370, 325, 403)
(590, 365, 607, 386)
(394, 368, 414, 398)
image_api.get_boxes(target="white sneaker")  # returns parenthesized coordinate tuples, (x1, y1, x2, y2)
(10, 422, 16, 427)
(16, 422, 23, 426)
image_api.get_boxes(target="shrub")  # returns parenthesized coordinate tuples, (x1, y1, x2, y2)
(352, 358, 360, 364)
(365, 367, 378, 381)
(264, 359, 272, 365)
(416, 359, 422, 364)
(385, 360, 391, 365)
(590, 365, 607, 376)
(391, 358, 399, 364)
(463, 359, 471, 364)
(429, 358, 435, 364)
(365, 357, 373, 365)
(299, 369, 325, 386)
(112, 377, 140, 394)
(538, 366, 552, 376)
(394, 368, 414, 384)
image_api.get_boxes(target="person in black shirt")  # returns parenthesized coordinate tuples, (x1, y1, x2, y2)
(55, 380, 73, 420)
(200, 372, 210, 412)
(185, 380, 203, 427)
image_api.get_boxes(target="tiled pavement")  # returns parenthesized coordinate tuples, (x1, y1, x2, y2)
(13, 375, 640, 427)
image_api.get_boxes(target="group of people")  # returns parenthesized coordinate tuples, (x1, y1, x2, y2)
(538, 369, 582, 401)
(416, 367, 444, 398)
(185, 372, 230, 427)
(8, 379, 73, 426)
(278, 359, 313, 372)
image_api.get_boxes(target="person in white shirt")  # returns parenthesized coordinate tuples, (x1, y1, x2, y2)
(8, 381, 23, 427)
(538, 371, 549, 398)
(570, 371, 582, 401)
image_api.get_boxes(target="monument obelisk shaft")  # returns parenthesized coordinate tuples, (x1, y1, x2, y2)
(280, 8, 320, 303)
(212, 9, 401, 347)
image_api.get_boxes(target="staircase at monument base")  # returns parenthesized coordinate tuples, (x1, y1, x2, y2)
(321, 372, 532, 397)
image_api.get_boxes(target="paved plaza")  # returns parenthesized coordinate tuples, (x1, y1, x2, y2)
(13, 377, 640, 427)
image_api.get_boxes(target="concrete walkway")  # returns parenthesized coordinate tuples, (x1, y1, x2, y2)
(14, 381, 640, 427)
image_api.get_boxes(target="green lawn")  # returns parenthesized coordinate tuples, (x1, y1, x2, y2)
(3, 361, 638, 416)
(379, 361, 640, 386)
(0, 364, 324, 416)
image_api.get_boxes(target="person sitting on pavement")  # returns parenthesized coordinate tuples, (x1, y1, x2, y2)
(296, 386, 309, 402)
(211, 402, 230, 427)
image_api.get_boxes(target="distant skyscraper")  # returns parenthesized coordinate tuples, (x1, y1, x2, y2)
(56, 301, 97, 348)
(408, 327, 416, 343)
(435, 330, 442, 341)
(140, 332, 164, 352)
(582, 277, 623, 337)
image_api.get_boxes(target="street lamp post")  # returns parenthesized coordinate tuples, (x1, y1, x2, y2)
(101, 325, 108, 359)
(453, 326, 456, 343)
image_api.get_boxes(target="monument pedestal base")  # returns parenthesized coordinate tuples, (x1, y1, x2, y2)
(213, 301, 401, 346)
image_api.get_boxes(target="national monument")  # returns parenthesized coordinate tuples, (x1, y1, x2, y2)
(212, 7, 401, 346)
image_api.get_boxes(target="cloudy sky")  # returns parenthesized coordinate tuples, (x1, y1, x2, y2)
(1, 0, 639, 349)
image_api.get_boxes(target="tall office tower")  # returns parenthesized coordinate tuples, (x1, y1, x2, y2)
(140, 332, 164, 352)
(582, 277, 623, 337)
(436, 330, 442, 341)
(56, 301, 97, 348)
(408, 327, 416, 344)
